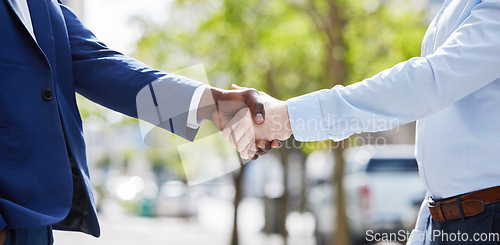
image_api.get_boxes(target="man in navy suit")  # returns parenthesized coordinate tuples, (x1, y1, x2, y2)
(0, 0, 279, 244)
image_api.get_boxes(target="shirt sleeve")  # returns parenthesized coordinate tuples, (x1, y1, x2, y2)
(407, 192, 431, 245)
(287, 1, 500, 142)
(187, 84, 208, 129)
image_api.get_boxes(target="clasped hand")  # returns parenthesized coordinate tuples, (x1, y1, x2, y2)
(221, 85, 292, 159)
(199, 84, 291, 159)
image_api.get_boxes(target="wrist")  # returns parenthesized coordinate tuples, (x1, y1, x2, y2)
(269, 100, 292, 140)
(280, 101, 292, 139)
(197, 86, 222, 121)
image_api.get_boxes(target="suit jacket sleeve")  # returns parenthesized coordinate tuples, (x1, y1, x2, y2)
(0, 212, 6, 231)
(60, 4, 202, 141)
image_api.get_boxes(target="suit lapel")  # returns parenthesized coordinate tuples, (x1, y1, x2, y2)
(4, 0, 34, 37)
(27, 0, 57, 70)
(4, 0, 22, 18)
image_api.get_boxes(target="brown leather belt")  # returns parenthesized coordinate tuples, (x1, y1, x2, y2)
(428, 185, 500, 222)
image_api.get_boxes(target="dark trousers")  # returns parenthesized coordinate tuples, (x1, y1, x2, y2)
(427, 202, 500, 244)
(4, 226, 53, 245)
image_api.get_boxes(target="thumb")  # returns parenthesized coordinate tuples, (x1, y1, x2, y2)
(231, 84, 247, 90)
(244, 89, 265, 124)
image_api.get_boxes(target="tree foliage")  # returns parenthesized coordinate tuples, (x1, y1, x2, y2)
(132, 0, 428, 244)
(134, 0, 426, 98)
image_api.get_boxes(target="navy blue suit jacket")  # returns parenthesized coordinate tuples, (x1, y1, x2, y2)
(0, 0, 201, 236)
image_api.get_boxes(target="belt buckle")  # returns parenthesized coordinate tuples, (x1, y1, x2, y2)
(428, 196, 437, 207)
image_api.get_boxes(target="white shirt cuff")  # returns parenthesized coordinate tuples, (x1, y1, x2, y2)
(287, 90, 330, 142)
(187, 84, 208, 129)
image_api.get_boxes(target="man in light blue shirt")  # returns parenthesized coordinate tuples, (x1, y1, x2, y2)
(225, 0, 500, 244)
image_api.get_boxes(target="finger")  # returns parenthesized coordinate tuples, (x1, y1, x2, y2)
(222, 126, 237, 148)
(222, 121, 241, 148)
(240, 141, 257, 160)
(271, 140, 283, 148)
(255, 140, 271, 156)
(237, 128, 256, 153)
(256, 139, 267, 149)
(222, 108, 250, 147)
(255, 148, 267, 156)
(251, 155, 259, 160)
(243, 89, 265, 125)
(256, 139, 271, 152)
(234, 125, 249, 146)
(229, 124, 250, 150)
(231, 84, 247, 90)
(231, 110, 253, 150)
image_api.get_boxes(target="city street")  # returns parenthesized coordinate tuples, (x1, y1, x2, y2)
(54, 215, 314, 245)
(55, 215, 232, 245)
(53, 198, 316, 245)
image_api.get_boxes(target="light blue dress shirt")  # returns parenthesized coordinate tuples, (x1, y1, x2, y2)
(287, 0, 500, 243)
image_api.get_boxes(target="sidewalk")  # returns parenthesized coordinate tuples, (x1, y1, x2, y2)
(54, 214, 315, 245)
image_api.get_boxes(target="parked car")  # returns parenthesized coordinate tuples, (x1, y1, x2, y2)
(343, 145, 426, 243)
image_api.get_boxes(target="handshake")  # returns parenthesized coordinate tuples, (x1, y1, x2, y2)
(198, 84, 293, 160)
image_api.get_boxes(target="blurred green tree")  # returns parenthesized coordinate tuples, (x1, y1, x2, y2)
(133, 0, 427, 244)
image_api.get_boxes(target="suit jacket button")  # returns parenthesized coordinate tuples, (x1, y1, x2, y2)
(43, 88, 53, 101)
